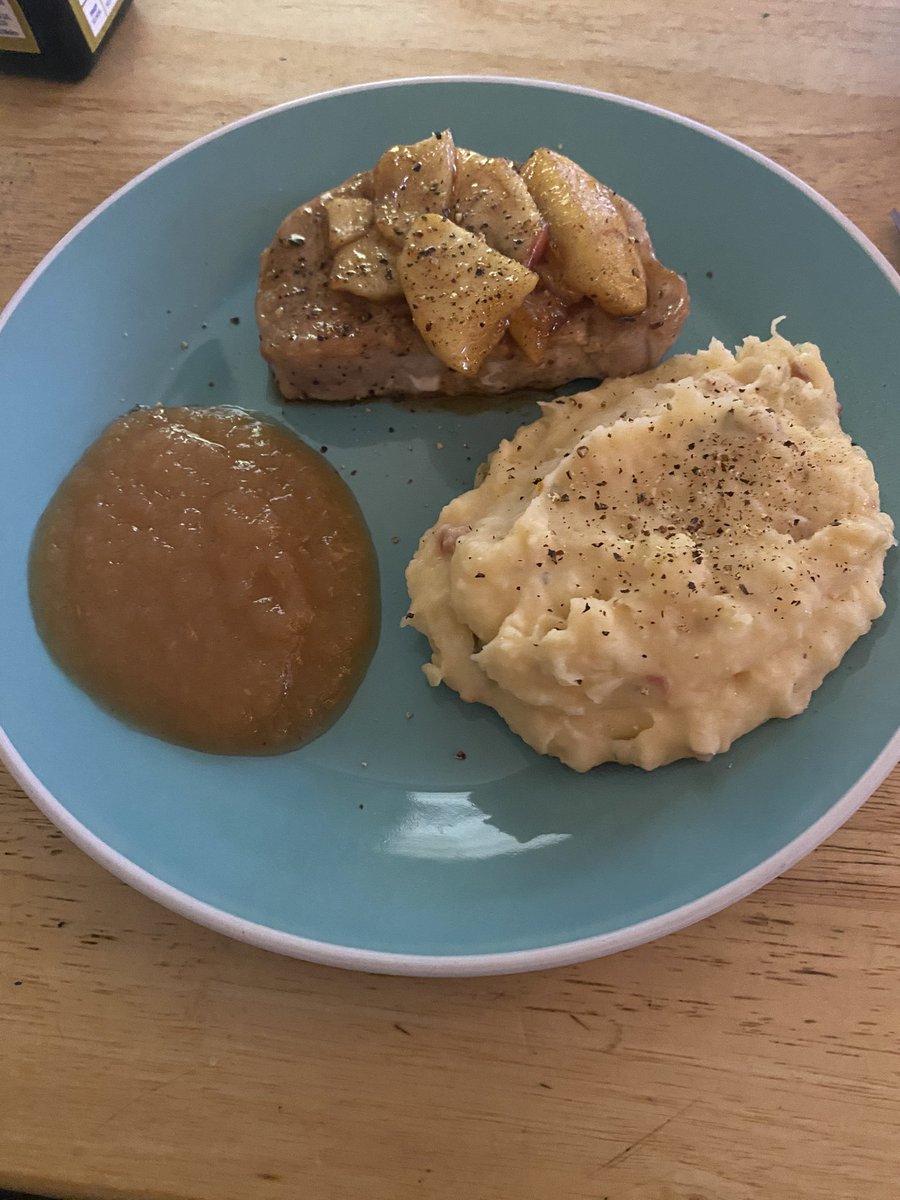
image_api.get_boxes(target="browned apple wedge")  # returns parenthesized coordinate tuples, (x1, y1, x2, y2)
(521, 148, 647, 316)
(453, 151, 547, 265)
(397, 213, 538, 374)
(534, 256, 584, 305)
(373, 131, 456, 246)
(323, 196, 374, 251)
(508, 288, 573, 363)
(329, 231, 404, 301)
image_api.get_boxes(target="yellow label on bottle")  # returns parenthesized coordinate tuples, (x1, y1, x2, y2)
(0, 0, 39, 53)
(67, 0, 125, 52)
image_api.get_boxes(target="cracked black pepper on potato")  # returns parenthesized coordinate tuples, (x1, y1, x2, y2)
(404, 330, 894, 770)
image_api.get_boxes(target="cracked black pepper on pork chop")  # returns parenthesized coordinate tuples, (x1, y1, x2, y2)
(256, 133, 689, 401)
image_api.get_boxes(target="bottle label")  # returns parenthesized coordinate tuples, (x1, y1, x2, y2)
(67, 0, 126, 51)
(0, 0, 39, 53)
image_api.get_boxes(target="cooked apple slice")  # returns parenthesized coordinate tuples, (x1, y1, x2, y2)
(508, 288, 572, 363)
(329, 231, 403, 301)
(453, 150, 547, 265)
(520, 148, 647, 316)
(397, 213, 538, 374)
(323, 196, 374, 251)
(373, 131, 456, 246)
(534, 256, 585, 305)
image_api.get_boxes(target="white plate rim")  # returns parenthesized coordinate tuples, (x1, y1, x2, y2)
(1, 74, 898, 977)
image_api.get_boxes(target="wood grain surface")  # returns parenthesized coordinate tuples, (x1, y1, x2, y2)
(1, 3, 899, 1198)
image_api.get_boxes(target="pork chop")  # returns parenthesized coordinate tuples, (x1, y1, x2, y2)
(256, 151, 689, 402)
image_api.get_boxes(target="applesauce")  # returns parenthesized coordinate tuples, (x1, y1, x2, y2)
(29, 406, 379, 754)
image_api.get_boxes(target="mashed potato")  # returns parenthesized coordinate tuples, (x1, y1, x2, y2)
(405, 331, 894, 770)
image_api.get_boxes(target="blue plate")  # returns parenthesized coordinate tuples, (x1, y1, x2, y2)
(1, 78, 898, 975)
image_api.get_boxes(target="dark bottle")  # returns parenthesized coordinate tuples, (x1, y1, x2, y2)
(0, 0, 134, 81)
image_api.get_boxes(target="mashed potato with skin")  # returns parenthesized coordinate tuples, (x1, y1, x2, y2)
(405, 332, 894, 770)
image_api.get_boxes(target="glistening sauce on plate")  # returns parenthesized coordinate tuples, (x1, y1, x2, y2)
(29, 406, 379, 754)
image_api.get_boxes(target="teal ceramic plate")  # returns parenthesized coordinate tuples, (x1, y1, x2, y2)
(1, 78, 898, 975)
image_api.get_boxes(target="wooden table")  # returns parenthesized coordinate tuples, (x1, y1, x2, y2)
(2, 3, 899, 1198)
